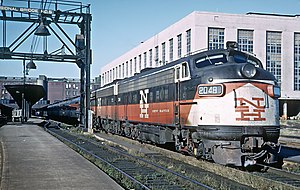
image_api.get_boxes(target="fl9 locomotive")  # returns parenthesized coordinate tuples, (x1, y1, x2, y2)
(91, 42, 282, 168)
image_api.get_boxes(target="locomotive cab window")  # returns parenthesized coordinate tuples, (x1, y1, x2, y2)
(174, 61, 191, 83)
(230, 51, 263, 67)
(195, 54, 226, 68)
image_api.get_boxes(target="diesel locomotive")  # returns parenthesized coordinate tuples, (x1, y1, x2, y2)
(91, 41, 282, 168)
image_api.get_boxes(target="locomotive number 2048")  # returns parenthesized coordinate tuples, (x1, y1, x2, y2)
(198, 84, 224, 96)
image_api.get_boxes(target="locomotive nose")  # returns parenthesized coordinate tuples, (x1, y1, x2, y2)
(241, 63, 257, 78)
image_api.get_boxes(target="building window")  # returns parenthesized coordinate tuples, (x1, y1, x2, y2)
(155, 46, 159, 66)
(139, 54, 142, 71)
(119, 65, 121, 78)
(115, 67, 118, 79)
(294, 33, 300, 90)
(238, 29, 253, 53)
(126, 61, 128, 77)
(144, 52, 147, 68)
(149, 49, 153, 67)
(208, 28, 224, 50)
(110, 69, 112, 82)
(177, 34, 182, 58)
(169, 38, 173, 62)
(130, 59, 132, 76)
(101, 74, 105, 85)
(186, 29, 191, 55)
(266, 31, 282, 85)
(122, 63, 125, 78)
(162, 42, 166, 65)
(134, 57, 137, 73)
(113, 68, 115, 80)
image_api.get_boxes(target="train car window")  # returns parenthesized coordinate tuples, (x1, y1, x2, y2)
(127, 94, 130, 104)
(111, 97, 114, 104)
(174, 62, 191, 83)
(195, 54, 226, 68)
(164, 87, 169, 101)
(182, 62, 189, 78)
(123, 94, 127, 104)
(133, 93, 138, 104)
(128, 93, 132, 104)
(159, 88, 165, 101)
(150, 91, 154, 102)
(175, 67, 180, 80)
(156, 90, 160, 102)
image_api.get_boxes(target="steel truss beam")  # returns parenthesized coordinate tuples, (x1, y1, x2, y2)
(0, 0, 92, 130)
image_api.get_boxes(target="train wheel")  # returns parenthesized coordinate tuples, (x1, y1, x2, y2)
(131, 125, 139, 140)
(194, 142, 204, 159)
(124, 124, 131, 137)
(174, 134, 182, 152)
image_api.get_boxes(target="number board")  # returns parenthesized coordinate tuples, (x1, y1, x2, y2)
(198, 84, 224, 96)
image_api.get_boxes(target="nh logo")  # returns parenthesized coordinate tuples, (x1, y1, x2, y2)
(235, 97, 266, 121)
(140, 89, 149, 118)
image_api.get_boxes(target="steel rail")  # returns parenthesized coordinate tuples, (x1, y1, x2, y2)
(85, 133, 214, 190)
(88, 134, 213, 189)
(47, 127, 214, 189)
(45, 128, 150, 190)
(255, 163, 300, 188)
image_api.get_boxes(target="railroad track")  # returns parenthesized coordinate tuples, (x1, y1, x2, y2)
(92, 131, 300, 190)
(254, 164, 300, 188)
(280, 134, 300, 148)
(48, 129, 212, 189)
(44, 126, 256, 190)
(44, 123, 300, 190)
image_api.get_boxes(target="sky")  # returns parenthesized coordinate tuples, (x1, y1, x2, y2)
(1, 0, 300, 79)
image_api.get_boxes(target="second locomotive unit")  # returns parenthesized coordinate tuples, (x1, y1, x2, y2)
(91, 42, 282, 168)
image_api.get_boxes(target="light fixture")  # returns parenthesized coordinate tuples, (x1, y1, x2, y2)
(26, 60, 37, 70)
(241, 63, 256, 78)
(34, 20, 51, 36)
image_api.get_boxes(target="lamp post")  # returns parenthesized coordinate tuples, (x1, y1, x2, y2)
(20, 15, 48, 123)
(21, 59, 36, 123)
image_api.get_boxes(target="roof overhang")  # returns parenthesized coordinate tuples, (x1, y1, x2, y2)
(4, 84, 46, 108)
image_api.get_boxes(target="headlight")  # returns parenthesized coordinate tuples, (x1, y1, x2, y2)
(241, 64, 256, 78)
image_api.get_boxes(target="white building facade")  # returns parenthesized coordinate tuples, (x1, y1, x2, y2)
(101, 11, 300, 117)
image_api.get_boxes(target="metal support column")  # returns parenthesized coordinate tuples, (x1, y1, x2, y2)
(85, 11, 92, 130)
(21, 59, 25, 123)
(80, 63, 85, 127)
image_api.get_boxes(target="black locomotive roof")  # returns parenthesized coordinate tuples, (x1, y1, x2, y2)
(101, 47, 263, 88)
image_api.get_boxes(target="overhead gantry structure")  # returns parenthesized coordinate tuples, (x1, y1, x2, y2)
(0, 0, 92, 129)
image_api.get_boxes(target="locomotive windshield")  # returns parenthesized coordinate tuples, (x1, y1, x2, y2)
(195, 51, 262, 69)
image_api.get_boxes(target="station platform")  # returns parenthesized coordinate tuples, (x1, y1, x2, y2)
(0, 118, 123, 190)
